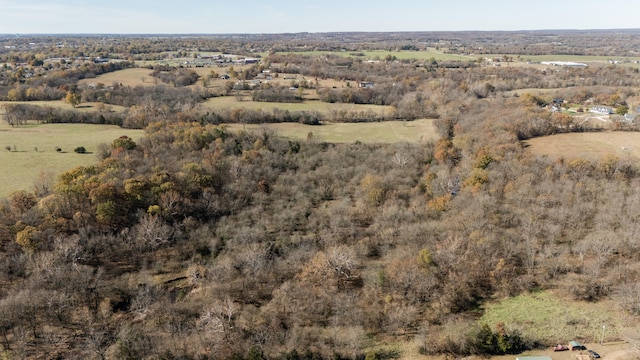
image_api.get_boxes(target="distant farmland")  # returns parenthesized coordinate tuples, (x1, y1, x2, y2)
(277, 49, 477, 61)
(203, 97, 395, 117)
(78, 68, 154, 87)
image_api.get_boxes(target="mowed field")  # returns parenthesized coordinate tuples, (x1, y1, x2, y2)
(0, 120, 144, 198)
(524, 131, 640, 163)
(223, 118, 437, 144)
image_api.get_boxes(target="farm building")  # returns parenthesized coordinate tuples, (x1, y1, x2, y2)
(541, 61, 588, 67)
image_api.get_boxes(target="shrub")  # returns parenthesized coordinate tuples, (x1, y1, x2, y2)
(112, 136, 137, 150)
(74, 146, 87, 154)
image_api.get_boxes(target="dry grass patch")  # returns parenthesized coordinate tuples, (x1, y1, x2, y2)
(223, 119, 437, 144)
(0, 100, 126, 113)
(203, 96, 394, 116)
(524, 131, 640, 163)
(78, 68, 155, 87)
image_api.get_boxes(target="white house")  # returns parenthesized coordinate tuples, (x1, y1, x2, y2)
(590, 106, 614, 114)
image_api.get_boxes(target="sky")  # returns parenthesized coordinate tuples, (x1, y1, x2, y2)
(0, 0, 638, 34)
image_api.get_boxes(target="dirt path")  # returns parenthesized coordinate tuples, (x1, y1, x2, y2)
(604, 349, 640, 360)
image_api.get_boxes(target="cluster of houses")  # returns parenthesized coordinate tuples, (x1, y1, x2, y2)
(545, 99, 638, 124)
(180, 55, 260, 68)
(1, 56, 121, 82)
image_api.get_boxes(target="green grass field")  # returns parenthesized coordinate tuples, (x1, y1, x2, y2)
(0, 121, 144, 198)
(480, 290, 621, 344)
(223, 118, 437, 144)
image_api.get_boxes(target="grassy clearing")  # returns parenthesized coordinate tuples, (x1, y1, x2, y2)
(223, 118, 437, 144)
(480, 290, 622, 344)
(0, 100, 127, 113)
(203, 96, 394, 115)
(524, 131, 640, 163)
(0, 121, 144, 198)
(0, 100, 71, 109)
(386, 288, 638, 360)
(78, 67, 155, 88)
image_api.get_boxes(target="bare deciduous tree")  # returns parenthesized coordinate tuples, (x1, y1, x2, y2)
(133, 214, 173, 251)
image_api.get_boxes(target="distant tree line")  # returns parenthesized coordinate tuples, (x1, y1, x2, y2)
(0, 60, 133, 100)
(149, 65, 199, 86)
(252, 86, 303, 103)
(2, 103, 123, 126)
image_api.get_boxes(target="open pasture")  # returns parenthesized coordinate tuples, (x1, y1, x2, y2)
(190, 63, 254, 77)
(480, 290, 622, 344)
(223, 118, 437, 144)
(78, 67, 155, 88)
(0, 100, 127, 113)
(246, 73, 351, 92)
(203, 96, 394, 116)
(0, 121, 144, 198)
(476, 290, 640, 360)
(524, 131, 640, 163)
(1, 99, 81, 110)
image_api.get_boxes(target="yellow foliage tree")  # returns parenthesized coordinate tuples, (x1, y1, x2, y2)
(360, 174, 387, 207)
(16, 226, 41, 253)
(65, 91, 81, 108)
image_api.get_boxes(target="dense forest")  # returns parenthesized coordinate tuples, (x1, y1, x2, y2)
(1, 32, 640, 359)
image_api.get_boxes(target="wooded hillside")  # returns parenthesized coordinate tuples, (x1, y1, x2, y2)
(1, 32, 640, 359)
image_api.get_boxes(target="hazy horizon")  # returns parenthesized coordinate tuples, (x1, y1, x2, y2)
(1, 0, 639, 34)
(2, 28, 640, 37)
